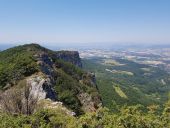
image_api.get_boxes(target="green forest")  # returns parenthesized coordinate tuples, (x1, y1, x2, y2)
(0, 44, 170, 128)
(0, 102, 170, 128)
(82, 58, 170, 110)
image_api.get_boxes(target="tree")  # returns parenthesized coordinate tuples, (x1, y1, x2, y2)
(0, 85, 38, 115)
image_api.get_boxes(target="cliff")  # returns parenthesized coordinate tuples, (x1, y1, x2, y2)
(55, 51, 82, 67)
(0, 44, 102, 115)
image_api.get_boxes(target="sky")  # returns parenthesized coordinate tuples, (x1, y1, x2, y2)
(0, 0, 170, 46)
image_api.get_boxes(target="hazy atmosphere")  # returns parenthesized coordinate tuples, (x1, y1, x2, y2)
(1, 1, 170, 128)
(0, 0, 170, 46)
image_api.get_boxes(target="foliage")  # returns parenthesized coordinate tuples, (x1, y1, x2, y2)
(0, 44, 101, 115)
(0, 102, 170, 128)
(82, 58, 170, 110)
(54, 69, 84, 115)
(0, 45, 39, 89)
(53, 58, 101, 115)
(55, 59, 84, 80)
(0, 85, 38, 115)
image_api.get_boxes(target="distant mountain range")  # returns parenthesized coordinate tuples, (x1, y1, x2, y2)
(1, 43, 170, 51)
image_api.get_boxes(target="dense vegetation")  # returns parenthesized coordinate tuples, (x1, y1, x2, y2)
(0, 44, 101, 115)
(0, 100, 170, 128)
(0, 45, 39, 89)
(1, 44, 170, 127)
(82, 58, 170, 109)
(54, 59, 100, 115)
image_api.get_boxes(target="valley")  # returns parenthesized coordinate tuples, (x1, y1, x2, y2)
(0, 44, 170, 127)
(1, 0, 170, 127)
(81, 47, 170, 110)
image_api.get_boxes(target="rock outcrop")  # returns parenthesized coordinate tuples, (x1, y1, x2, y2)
(27, 73, 56, 101)
(55, 51, 82, 67)
(0, 43, 102, 115)
(78, 93, 102, 112)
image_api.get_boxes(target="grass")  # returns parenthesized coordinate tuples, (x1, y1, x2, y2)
(82, 58, 170, 109)
(105, 69, 134, 76)
(104, 59, 125, 66)
(113, 86, 128, 99)
(141, 68, 151, 72)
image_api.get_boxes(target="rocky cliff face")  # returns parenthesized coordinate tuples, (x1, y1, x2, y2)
(0, 44, 102, 115)
(27, 73, 56, 101)
(55, 51, 82, 67)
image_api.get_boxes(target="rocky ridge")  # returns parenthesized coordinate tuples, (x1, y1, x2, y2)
(0, 44, 102, 115)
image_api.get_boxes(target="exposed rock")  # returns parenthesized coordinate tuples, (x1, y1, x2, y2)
(0, 43, 102, 115)
(78, 93, 101, 112)
(55, 51, 82, 67)
(34, 53, 55, 76)
(81, 72, 98, 88)
(27, 74, 56, 101)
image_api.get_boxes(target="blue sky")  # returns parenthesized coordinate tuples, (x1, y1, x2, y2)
(0, 0, 170, 45)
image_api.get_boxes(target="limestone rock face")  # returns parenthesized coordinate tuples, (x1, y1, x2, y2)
(0, 43, 102, 115)
(55, 51, 82, 67)
(81, 72, 98, 88)
(27, 74, 56, 101)
(78, 93, 102, 112)
(35, 53, 55, 76)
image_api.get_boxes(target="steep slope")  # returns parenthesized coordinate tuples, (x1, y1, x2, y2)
(0, 44, 102, 115)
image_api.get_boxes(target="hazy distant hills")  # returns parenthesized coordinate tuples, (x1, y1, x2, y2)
(1, 43, 170, 51)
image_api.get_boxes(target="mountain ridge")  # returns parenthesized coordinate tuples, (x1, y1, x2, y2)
(0, 43, 102, 115)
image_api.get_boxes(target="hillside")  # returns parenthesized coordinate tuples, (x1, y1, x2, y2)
(0, 44, 170, 127)
(82, 57, 170, 109)
(0, 44, 102, 115)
